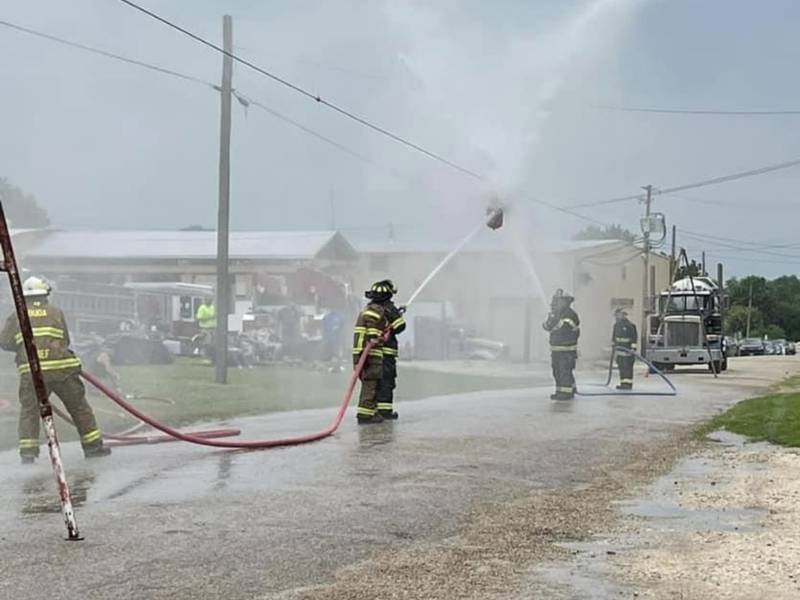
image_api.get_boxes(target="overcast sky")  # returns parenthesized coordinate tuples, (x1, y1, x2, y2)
(1, 0, 799, 277)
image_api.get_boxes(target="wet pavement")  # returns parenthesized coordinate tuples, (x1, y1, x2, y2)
(0, 358, 795, 599)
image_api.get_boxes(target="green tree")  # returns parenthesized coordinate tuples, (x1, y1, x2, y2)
(0, 178, 50, 228)
(726, 305, 763, 338)
(573, 224, 636, 243)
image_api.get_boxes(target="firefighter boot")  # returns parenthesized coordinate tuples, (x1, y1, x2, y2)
(357, 413, 385, 425)
(83, 443, 112, 459)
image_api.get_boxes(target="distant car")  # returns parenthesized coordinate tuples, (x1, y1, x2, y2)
(723, 336, 740, 357)
(739, 338, 766, 356)
(772, 339, 789, 355)
(764, 341, 777, 355)
(787, 342, 797, 355)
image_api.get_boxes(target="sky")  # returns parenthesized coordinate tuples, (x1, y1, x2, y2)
(1, 0, 799, 277)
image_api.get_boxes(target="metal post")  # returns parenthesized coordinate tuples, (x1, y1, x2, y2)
(215, 15, 233, 384)
(0, 203, 81, 540)
(669, 224, 676, 283)
(640, 185, 653, 357)
(718, 262, 725, 351)
(701, 251, 706, 276)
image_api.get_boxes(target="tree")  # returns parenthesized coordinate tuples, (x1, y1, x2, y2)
(0, 178, 50, 228)
(573, 224, 636, 243)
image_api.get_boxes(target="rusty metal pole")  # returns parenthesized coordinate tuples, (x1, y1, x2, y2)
(0, 203, 81, 540)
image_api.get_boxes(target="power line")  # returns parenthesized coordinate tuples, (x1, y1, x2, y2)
(678, 228, 800, 251)
(116, 0, 483, 180)
(597, 105, 800, 116)
(678, 231, 800, 260)
(569, 157, 800, 208)
(3, 15, 611, 228)
(0, 19, 211, 87)
(0, 19, 435, 191)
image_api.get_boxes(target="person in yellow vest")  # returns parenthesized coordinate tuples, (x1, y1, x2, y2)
(0, 277, 110, 463)
(195, 297, 216, 356)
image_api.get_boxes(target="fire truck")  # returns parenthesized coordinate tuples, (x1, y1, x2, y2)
(647, 276, 727, 373)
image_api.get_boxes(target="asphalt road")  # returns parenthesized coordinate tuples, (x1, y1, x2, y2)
(0, 357, 794, 599)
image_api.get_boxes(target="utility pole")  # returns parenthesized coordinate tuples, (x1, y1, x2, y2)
(215, 15, 233, 385)
(640, 184, 653, 356)
(746, 280, 753, 338)
(670, 224, 676, 283)
(701, 251, 706, 276)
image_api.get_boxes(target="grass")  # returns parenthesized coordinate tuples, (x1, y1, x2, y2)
(0, 358, 538, 451)
(702, 375, 800, 447)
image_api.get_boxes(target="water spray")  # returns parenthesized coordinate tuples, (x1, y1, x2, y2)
(403, 205, 505, 309)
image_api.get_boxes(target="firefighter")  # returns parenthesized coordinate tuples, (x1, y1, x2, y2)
(612, 308, 637, 390)
(542, 289, 580, 400)
(375, 280, 406, 420)
(353, 281, 391, 424)
(0, 277, 110, 463)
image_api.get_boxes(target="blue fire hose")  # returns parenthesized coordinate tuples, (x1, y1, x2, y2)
(575, 347, 677, 397)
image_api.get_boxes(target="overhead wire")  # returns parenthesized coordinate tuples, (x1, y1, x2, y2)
(596, 105, 800, 116)
(568, 157, 800, 209)
(116, 0, 484, 180)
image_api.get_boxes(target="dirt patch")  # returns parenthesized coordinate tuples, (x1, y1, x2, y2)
(605, 440, 800, 599)
(268, 433, 700, 600)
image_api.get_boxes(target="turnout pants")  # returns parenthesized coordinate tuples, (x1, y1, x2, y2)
(551, 351, 576, 397)
(357, 358, 383, 418)
(376, 356, 397, 415)
(616, 351, 635, 387)
(18, 368, 102, 457)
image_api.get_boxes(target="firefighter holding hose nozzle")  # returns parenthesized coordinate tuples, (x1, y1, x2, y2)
(353, 281, 393, 424)
(0, 277, 110, 463)
(612, 308, 637, 390)
(375, 280, 406, 420)
(543, 289, 580, 400)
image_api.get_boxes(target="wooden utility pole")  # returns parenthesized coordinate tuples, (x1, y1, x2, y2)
(215, 15, 233, 384)
(640, 185, 653, 356)
(701, 251, 706, 276)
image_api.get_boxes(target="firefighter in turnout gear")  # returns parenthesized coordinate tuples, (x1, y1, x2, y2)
(542, 289, 580, 400)
(375, 280, 406, 420)
(353, 281, 392, 424)
(612, 308, 637, 390)
(0, 277, 110, 463)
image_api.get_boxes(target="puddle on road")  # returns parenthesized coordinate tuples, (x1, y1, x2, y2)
(21, 473, 95, 515)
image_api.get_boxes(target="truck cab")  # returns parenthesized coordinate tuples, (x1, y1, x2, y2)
(647, 277, 726, 372)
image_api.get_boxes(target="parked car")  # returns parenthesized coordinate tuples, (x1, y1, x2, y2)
(772, 339, 789, 355)
(723, 336, 740, 357)
(788, 342, 797, 355)
(739, 338, 766, 356)
(764, 341, 777, 355)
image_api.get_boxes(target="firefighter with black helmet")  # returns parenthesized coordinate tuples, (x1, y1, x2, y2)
(0, 276, 111, 463)
(612, 308, 637, 390)
(542, 289, 580, 400)
(352, 281, 392, 424)
(375, 280, 406, 420)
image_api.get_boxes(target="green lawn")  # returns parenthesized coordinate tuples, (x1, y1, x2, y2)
(0, 358, 538, 451)
(703, 376, 800, 447)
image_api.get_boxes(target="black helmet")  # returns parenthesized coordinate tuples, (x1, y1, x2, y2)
(365, 280, 395, 302)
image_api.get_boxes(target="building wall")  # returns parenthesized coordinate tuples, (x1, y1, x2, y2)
(356, 244, 671, 361)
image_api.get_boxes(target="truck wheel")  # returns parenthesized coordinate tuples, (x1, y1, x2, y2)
(710, 360, 722, 373)
(721, 357, 728, 371)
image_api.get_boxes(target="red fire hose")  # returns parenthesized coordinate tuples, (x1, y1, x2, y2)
(79, 340, 372, 449)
